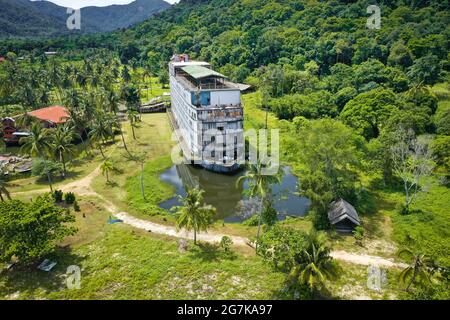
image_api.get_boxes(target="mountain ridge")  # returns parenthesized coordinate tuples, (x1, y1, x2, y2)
(0, 0, 171, 38)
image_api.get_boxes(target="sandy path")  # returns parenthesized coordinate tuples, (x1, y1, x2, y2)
(113, 211, 250, 246)
(331, 250, 407, 269)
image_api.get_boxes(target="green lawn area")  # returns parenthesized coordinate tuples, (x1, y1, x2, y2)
(0, 199, 286, 300)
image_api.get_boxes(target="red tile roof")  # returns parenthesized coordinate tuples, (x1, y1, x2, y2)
(27, 106, 70, 124)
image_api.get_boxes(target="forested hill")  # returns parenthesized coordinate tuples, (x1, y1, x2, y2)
(120, 0, 449, 76)
(0, 0, 171, 38)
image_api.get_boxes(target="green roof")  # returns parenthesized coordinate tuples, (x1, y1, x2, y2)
(181, 65, 226, 80)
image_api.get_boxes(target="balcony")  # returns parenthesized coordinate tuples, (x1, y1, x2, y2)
(198, 107, 243, 122)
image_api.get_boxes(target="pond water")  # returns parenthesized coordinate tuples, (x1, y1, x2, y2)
(159, 164, 310, 223)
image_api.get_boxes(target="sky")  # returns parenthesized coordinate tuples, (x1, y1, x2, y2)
(31, 0, 179, 9)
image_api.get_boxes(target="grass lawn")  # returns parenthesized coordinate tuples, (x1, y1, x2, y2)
(0, 200, 286, 300)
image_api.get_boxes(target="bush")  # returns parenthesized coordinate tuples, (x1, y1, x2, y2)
(73, 200, 81, 212)
(311, 210, 330, 231)
(0, 194, 77, 265)
(262, 203, 278, 226)
(53, 190, 64, 203)
(242, 215, 259, 226)
(353, 226, 365, 246)
(64, 192, 76, 205)
(220, 236, 233, 252)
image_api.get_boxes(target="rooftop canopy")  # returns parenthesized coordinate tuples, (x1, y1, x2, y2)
(181, 65, 226, 80)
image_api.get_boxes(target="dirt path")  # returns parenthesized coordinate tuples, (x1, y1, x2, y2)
(330, 251, 407, 269)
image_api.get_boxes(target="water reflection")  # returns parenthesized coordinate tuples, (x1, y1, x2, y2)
(159, 164, 310, 222)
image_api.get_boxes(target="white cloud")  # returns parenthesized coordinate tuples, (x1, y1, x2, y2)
(31, 0, 179, 10)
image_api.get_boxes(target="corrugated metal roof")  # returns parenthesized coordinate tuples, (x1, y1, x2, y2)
(181, 65, 226, 80)
(328, 198, 361, 226)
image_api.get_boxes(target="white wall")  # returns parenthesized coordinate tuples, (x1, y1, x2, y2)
(210, 90, 240, 106)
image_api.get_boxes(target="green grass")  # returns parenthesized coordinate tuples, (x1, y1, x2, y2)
(125, 155, 174, 218)
(0, 201, 286, 300)
(325, 261, 402, 300)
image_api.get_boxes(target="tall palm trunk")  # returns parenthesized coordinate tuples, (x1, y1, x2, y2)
(39, 151, 53, 192)
(194, 227, 197, 245)
(120, 129, 130, 153)
(131, 125, 136, 140)
(98, 143, 106, 159)
(60, 151, 67, 178)
(255, 197, 264, 252)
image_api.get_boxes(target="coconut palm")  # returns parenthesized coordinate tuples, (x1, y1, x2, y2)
(175, 188, 216, 245)
(126, 109, 140, 140)
(105, 90, 120, 115)
(51, 124, 77, 178)
(88, 116, 111, 158)
(20, 122, 54, 191)
(398, 248, 434, 292)
(237, 161, 282, 250)
(100, 159, 114, 183)
(289, 231, 337, 296)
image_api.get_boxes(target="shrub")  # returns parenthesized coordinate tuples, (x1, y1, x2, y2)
(311, 210, 330, 231)
(53, 190, 64, 203)
(353, 226, 365, 246)
(242, 215, 259, 226)
(262, 203, 278, 226)
(73, 200, 81, 212)
(64, 192, 76, 205)
(220, 236, 233, 252)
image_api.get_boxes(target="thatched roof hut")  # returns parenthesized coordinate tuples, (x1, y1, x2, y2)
(328, 199, 361, 233)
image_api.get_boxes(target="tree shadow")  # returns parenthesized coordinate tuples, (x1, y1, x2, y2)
(188, 242, 237, 262)
(1, 246, 87, 298)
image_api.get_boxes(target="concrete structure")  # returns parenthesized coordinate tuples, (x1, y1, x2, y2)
(169, 54, 244, 173)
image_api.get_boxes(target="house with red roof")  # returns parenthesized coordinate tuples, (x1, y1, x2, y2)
(2, 106, 71, 145)
(26, 106, 70, 128)
(0, 56, 6, 63)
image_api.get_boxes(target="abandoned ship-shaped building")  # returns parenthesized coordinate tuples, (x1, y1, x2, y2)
(169, 54, 244, 173)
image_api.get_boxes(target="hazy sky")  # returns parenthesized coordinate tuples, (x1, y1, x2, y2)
(31, 0, 179, 9)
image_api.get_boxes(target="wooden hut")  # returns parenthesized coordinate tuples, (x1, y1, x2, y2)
(328, 198, 361, 233)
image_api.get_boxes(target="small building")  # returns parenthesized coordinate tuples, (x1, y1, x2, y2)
(328, 198, 361, 233)
(0, 56, 6, 63)
(44, 51, 58, 56)
(26, 105, 70, 128)
(2, 106, 70, 145)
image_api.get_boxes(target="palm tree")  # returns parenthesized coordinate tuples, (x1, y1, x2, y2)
(237, 161, 282, 250)
(68, 109, 90, 155)
(105, 90, 120, 115)
(398, 248, 434, 292)
(175, 188, 216, 245)
(0, 167, 11, 202)
(100, 159, 114, 183)
(289, 231, 337, 296)
(20, 122, 54, 191)
(126, 109, 140, 140)
(51, 124, 77, 178)
(88, 117, 111, 158)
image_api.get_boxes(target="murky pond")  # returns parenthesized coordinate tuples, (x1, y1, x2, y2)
(159, 165, 310, 222)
